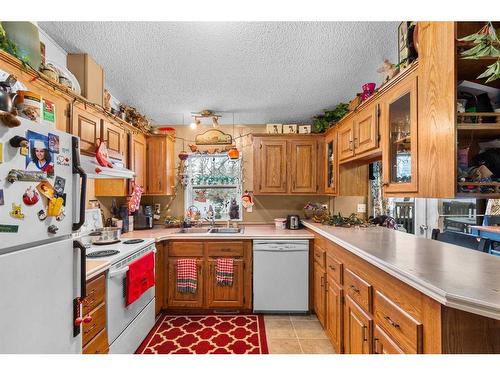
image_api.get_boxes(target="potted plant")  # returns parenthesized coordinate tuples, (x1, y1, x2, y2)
(312, 103, 349, 133)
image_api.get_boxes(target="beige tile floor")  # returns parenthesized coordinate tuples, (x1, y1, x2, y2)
(264, 314, 335, 354)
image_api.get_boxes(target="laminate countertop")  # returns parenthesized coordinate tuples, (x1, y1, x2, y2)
(121, 224, 314, 242)
(302, 221, 500, 320)
(86, 260, 110, 280)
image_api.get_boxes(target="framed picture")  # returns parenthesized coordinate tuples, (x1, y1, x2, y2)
(283, 124, 298, 134)
(266, 124, 283, 134)
(298, 125, 312, 134)
(398, 21, 410, 65)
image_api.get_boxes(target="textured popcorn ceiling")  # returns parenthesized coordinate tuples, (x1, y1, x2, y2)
(39, 22, 398, 125)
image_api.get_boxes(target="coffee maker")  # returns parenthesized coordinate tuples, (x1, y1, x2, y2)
(134, 205, 154, 230)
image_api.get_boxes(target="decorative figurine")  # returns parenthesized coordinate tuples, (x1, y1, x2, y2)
(22, 186, 39, 205)
(37, 209, 47, 221)
(10, 203, 24, 219)
(377, 59, 399, 86)
(47, 225, 58, 234)
(229, 198, 240, 220)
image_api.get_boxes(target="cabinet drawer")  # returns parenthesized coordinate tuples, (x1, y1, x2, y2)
(206, 242, 244, 257)
(326, 254, 342, 284)
(83, 274, 105, 316)
(83, 302, 106, 346)
(83, 328, 109, 354)
(373, 290, 422, 354)
(170, 242, 204, 256)
(313, 245, 326, 268)
(344, 268, 372, 313)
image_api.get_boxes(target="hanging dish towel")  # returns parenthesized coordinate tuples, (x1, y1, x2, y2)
(216, 258, 234, 286)
(177, 258, 198, 294)
(126, 252, 155, 306)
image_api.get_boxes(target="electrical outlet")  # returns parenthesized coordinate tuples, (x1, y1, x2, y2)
(154, 203, 161, 214)
(357, 203, 366, 213)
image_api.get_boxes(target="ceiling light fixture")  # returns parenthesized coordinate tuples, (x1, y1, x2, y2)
(190, 110, 222, 129)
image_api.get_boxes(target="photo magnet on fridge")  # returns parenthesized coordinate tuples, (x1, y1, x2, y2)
(54, 176, 66, 195)
(48, 133, 60, 154)
(0, 189, 4, 205)
(36, 180, 56, 200)
(26, 130, 54, 178)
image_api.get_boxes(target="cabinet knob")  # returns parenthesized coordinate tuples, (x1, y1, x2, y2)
(382, 181, 389, 187)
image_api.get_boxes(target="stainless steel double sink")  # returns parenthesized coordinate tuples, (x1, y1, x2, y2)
(176, 227, 244, 234)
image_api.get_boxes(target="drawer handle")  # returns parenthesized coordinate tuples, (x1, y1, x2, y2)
(220, 249, 232, 252)
(328, 265, 335, 271)
(350, 284, 360, 293)
(384, 315, 400, 329)
(320, 276, 324, 288)
(362, 325, 368, 341)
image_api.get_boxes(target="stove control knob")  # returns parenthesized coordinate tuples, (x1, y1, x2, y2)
(83, 315, 93, 324)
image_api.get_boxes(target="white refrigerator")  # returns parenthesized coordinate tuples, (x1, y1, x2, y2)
(0, 117, 87, 353)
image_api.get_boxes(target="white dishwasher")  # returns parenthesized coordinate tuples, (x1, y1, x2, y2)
(253, 240, 309, 313)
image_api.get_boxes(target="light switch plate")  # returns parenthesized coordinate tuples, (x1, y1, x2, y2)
(357, 203, 366, 213)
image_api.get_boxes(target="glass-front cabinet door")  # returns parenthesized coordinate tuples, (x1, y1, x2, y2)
(382, 74, 418, 193)
(324, 129, 337, 195)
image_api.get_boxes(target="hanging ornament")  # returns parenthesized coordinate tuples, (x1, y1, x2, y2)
(23, 186, 39, 205)
(228, 145, 239, 159)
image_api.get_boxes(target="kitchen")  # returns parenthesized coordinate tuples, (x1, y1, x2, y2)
(1, 3, 500, 372)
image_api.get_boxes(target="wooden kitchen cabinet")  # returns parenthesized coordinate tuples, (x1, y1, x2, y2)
(145, 135, 175, 195)
(165, 240, 252, 311)
(253, 135, 323, 195)
(354, 101, 379, 155)
(289, 139, 318, 193)
(254, 138, 288, 194)
(207, 259, 245, 308)
(167, 257, 204, 308)
(381, 73, 419, 194)
(337, 120, 355, 161)
(326, 276, 343, 353)
(344, 296, 373, 354)
(324, 129, 337, 195)
(373, 325, 404, 354)
(155, 242, 166, 316)
(102, 118, 127, 161)
(83, 272, 109, 354)
(131, 132, 147, 191)
(71, 104, 102, 155)
(313, 258, 327, 327)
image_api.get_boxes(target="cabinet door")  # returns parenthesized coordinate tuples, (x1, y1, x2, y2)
(338, 121, 355, 161)
(373, 325, 404, 354)
(344, 296, 373, 354)
(289, 139, 318, 193)
(167, 258, 204, 308)
(354, 102, 379, 155)
(71, 105, 101, 155)
(102, 119, 126, 161)
(326, 276, 343, 353)
(324, 130, 337, 194)
(206, 259, 245, 308)
(313, 262, 326, 327)
(146, 136, 175, 195)
(382, 75, 418, 193)
(256, 139, 287, 193)
(130, 133, 147, 190)
(155, 243, 166, 316)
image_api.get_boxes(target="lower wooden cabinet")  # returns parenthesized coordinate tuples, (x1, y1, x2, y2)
(373, 325, 404, 354)
(167, 257, 204, 308)
(155, 242, 166, 316)
(313, 261, 327, 327)
(207, 258, 245, 308)
(344, 296, 373, 354)
(164, 240, 252, 311)
(326, 276, 343, 353)
(82, 272, 109, 354)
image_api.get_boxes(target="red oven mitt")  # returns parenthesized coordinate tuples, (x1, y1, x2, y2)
(126, 252, 155, 306)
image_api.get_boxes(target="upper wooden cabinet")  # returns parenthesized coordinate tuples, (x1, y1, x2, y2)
(253, 135, 322, 195)
(289, 139, 318, 193)
(338, 120, 355, 161)
(324, 129, 337, 195)
(131, 133, 147, 191)
(381, 73, 418, 194)
(71, 105, 102, 155)
(145, 135, 175, 195)
(102, 119, 126, 161)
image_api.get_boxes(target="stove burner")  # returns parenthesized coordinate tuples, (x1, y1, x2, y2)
(123, 239, 145, 245)
(87, 250, 120, 258)
(93, 239, 121, 245)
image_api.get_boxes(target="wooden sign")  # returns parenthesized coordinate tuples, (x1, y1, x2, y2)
(195, 129, 233, 145)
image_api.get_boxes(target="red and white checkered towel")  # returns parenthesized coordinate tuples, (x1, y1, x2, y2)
(176, 258, 197, 294)
(216, 258, 234, 286)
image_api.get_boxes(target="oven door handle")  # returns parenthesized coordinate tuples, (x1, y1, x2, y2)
(109, 266, 129, 278)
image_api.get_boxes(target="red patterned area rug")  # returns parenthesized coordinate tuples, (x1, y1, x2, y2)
(136, 315, 269, 354)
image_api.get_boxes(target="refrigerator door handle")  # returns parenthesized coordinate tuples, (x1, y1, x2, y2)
(74, 240, 87, 299)
(72, 136, 87, 231)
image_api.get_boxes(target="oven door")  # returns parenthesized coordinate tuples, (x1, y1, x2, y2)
(106, 251, 155, 344)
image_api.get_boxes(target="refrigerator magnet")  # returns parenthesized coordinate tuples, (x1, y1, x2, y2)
(36, 180, 55, 200)
(54, 176, 66, 195)
(0, 189, 4, 205)
(0, 224, 18, 233)
(10, 203, 25, 219)
(47, 225, 58, 234)
(22, 186, 39, 205)
(0, 142, 3, 163)
(56, 207, 66, 221)
(47, 196, 64, 217)
(37, 209, 47, 221)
